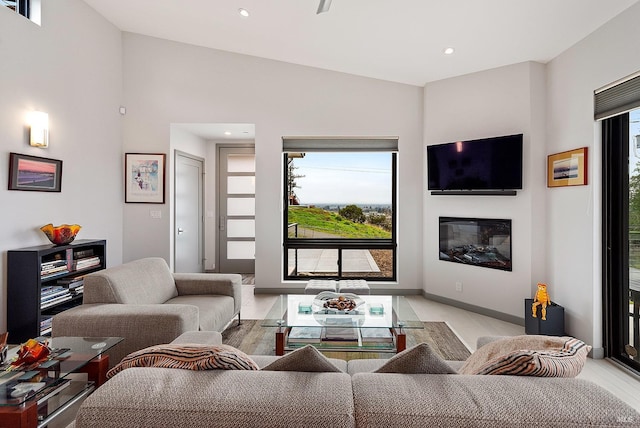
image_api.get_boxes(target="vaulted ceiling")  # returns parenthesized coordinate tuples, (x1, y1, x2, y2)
(82, 0, 638, 86)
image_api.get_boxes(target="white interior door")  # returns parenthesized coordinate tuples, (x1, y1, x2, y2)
(218, 146, 255, 273)
(175, 151, 204, 273)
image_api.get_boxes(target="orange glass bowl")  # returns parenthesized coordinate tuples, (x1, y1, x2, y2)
(40, 224, 81, 245)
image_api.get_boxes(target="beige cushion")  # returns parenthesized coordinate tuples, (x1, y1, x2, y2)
(351, 373, 639, 427)
(374, 343, 457, 374)
(171, 331, 223, 345)
(164, 295, 235, 331)
(76, 368, 356, 428)
(107, 344, 258, 378)
(261, 345, 343, 372)
(459, 335, 591, 377)
(83, 257, 178, 304)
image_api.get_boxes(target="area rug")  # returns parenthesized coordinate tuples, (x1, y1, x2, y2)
(222, 320, 471, 361)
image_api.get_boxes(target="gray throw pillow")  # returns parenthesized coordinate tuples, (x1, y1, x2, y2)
(261, 345, 343, 372)
(374, 342, 457, 374)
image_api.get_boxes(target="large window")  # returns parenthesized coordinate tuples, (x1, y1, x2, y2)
(283, 138, 397, 281)
(2, 0, 41, 25)
(2, 0, 27, 16)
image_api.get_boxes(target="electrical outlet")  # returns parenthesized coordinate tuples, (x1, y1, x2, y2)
(455, 282, 463, 292)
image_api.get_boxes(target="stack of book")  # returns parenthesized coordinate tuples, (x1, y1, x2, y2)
(40, 285, 72, 309)
(40, 260, 69, 281)
(288, 327, 322, 344)
(40, 316, 53, 335)
(72, 256, 100, 271)
(57, 275, 85, 296)
(360, 327, 394, 346)
(321, 318, 360, 345)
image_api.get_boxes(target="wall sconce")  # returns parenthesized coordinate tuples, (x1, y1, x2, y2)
(28, 111, 49, 148)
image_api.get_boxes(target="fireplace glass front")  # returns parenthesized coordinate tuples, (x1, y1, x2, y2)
(439, 217, 512, 271)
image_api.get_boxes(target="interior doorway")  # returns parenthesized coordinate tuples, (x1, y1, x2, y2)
(174, 151, 204, 273)
(217, 146, 256, 273)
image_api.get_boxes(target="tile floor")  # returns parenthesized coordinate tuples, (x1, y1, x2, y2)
(242, 282, 640, 412)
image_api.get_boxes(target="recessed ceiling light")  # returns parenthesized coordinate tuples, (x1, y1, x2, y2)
(238, 8, 249, 17)
(224, 131, 232, 135)
(443, 47, 455, 55)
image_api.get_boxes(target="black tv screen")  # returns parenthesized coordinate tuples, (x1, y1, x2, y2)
(427, 134, 523, 191)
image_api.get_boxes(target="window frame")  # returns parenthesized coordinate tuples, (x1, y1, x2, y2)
(602, 112, 640, 373)
(282, 151, 397, 282)
(3, 0, 29, 17)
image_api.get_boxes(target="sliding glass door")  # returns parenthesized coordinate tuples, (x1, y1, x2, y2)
(603, 108, 640, 372)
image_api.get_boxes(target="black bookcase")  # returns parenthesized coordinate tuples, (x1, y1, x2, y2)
(7, 239, 106, 343)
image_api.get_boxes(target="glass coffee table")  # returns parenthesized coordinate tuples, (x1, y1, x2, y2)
(262, 295, 422, 355)
(0, 336, 123, 428)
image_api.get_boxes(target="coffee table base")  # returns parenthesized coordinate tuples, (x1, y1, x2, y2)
(0, 401, 37, 428)
(274, 328, 406, 356)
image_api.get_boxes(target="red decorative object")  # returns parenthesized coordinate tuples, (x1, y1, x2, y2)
(11, 339, 50, 367)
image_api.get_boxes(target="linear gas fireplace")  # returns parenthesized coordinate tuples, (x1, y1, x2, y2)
(439, 217, 512, 271)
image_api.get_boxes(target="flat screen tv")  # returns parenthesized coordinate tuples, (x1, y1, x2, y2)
(427, 134, 523, 191)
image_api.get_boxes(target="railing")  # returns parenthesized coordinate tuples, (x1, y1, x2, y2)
(287, 223, 298, 275)
(631, 287, 640, 357)
(629, 228, 640, 357)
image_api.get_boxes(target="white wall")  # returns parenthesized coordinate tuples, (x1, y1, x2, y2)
(546, 1, 640, 356)
(423, 62, 547, 320)
(121, 33, 424, 291)
(0, 1, 123, 331)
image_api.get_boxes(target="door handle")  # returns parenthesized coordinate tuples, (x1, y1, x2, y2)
(177, 228, 184, 235)
(219, 216, 226, 231)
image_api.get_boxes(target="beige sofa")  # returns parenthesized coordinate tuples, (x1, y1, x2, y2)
(52, 258, 242, 367)
(72, 333, 640, 428)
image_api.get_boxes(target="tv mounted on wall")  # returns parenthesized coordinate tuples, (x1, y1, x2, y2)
(427, 134, 523, 195)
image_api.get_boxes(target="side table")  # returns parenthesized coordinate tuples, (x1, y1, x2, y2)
(0, 336, 123, 428)
(524, 298, 565, 336)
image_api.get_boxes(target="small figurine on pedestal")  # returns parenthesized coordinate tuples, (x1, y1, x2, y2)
(531, 283, 551, 320)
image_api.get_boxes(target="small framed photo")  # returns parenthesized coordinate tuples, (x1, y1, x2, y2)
(125, 153, 166, 203)
(8, 152, 63, 192)
(547, 147, 588, 188)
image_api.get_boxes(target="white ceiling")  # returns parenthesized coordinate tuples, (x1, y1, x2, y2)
(173, 123, 256, 140)
(82, 0, 638, 87)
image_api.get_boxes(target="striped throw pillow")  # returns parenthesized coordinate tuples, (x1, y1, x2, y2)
(460, 336, 590, 377)
(107, 344, 259, 378)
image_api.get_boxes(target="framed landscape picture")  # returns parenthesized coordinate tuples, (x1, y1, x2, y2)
(8, 152, 62, 192)
(125, 153, 166, 203)
(547, 147, 588, 188)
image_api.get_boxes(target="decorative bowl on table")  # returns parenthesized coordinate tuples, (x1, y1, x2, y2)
(313, 291, 364, 314)
(40, 223, 81, 245)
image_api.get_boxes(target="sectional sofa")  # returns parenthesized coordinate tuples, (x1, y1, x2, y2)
(71, 332, 640, 428)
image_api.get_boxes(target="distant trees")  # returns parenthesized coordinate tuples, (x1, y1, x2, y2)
(339, 204, 365, 223)
(287, 156, 305, 205)
(368, 213, 392, 231)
